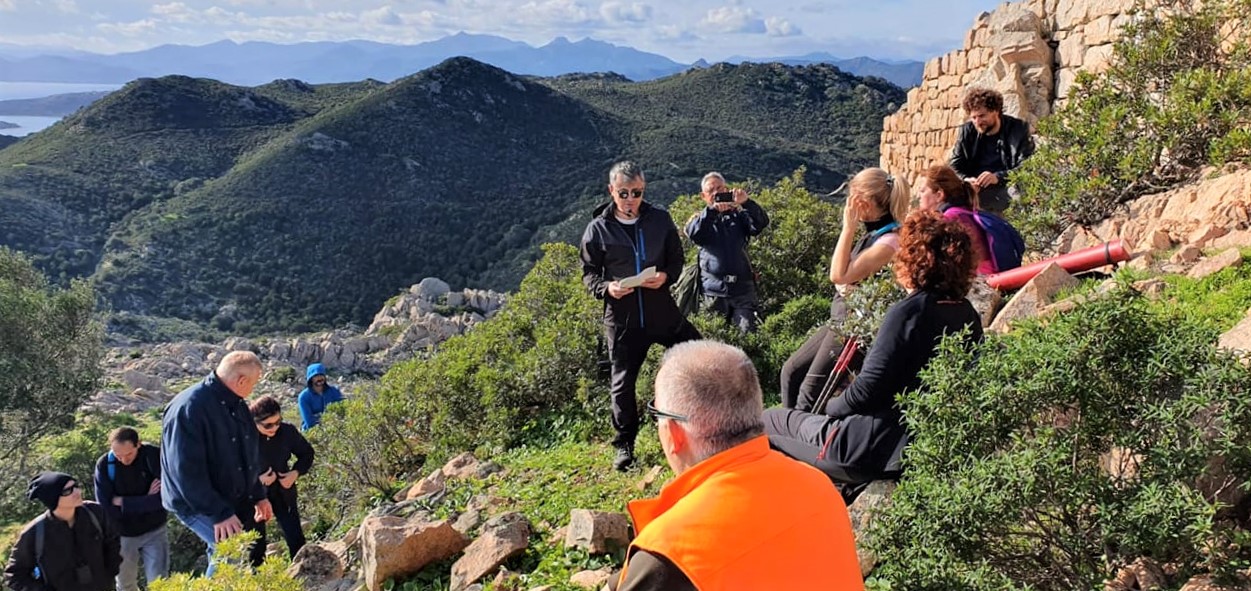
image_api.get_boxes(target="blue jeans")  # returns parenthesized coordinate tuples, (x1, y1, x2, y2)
(175, 506, 263, 577)
(117, 524, 170, 591)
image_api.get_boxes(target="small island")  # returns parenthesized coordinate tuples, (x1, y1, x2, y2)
(0, 120, 18, 130)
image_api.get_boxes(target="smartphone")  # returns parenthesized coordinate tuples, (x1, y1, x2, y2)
(714, 191, 734, 203)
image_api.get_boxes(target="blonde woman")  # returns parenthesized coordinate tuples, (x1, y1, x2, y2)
(779, 168, 911, 411)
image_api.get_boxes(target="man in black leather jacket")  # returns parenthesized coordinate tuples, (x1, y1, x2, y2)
(949, 87, 1036, 214)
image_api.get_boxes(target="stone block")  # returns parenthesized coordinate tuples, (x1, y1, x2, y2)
(1218, 309, 1251, 357)
(1187, 248, 1244, 280)
(361, 514, 469, 591)
(569, 569, 613, 590)
(1083, 43, 1116, 73)
(450, 513, 531, 591)
(288, 543, 346, 587)
(989, 263, 1079, 333)
(1171, 244, 1203, 264)
(565, 509, 632, 555)
(848, 481, 895, 577)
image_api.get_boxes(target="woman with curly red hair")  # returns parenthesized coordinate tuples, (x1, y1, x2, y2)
(764, 210, 984, 500)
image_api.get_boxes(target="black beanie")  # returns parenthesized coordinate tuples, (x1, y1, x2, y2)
(27, 472, 74, 511)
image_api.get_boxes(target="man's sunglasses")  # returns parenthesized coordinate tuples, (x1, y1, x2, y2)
(615, 189, 644, 200)
(646, 399, 689, 423)
(61, 482, 79, 497)
(256, 417, 282, 429)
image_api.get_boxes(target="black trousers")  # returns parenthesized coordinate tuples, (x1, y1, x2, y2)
(606, 320, 702, 447)
(259, 490, 306, 559)
(779, 325, 843, 411)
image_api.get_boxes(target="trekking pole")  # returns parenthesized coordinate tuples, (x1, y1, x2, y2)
(810, 336, 859, 414)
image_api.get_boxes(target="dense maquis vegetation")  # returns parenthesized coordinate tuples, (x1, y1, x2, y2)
(0, 58, 903, 335)
(0, 247, 102, 519)
(1011, 0, 1251, 249)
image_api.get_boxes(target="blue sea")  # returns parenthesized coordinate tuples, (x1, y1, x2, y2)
(0, 82, 121, 136)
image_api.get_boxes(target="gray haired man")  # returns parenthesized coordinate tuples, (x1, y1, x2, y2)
(580, 161, 701, 471)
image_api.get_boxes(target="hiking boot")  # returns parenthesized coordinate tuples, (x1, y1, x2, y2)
(613, 445, 635, 472)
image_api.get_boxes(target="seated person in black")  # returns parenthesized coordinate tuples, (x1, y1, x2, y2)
(764, 210, 983, 497)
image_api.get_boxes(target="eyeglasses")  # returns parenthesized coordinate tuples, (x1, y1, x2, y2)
(60, 483, 79, 497)
(646, 399, 689, 423)
(256, 417, 282, 429)
(615, 188, 644, 200)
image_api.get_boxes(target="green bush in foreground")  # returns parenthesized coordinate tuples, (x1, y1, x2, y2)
(867, 288, 1251, 590)
(150, 532, 301, 591)
(1011, 0, 1251, 249)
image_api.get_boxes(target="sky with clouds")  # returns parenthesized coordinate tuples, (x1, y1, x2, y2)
(0, 0, 1004, 62)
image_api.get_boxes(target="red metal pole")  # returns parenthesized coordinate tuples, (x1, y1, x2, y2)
(986, 240, 1130, 291)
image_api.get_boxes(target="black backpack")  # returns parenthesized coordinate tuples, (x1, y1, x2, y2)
(32, 505, 103, 581)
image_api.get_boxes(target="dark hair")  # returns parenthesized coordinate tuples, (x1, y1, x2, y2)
(108, 427, 140, 446)
(894, 210, 977, 299)
(919, 164, 978, 209)
(962, 87, 1004, 114)
(249, 395, 282, 420)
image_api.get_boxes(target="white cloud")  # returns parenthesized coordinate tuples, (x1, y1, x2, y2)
(51, 0, 77, 13)
(515, 0, 594, 26)
(361, 5, 402, 26)
(701, 6, 765, 34)
(0, 0, 15, 11)
(97, 18, 159, 37)
(599, 1, 651, 24)
(764, 16, 800, 37)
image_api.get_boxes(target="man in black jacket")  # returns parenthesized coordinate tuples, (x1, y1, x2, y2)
(161, 351, 273, 574)
(4, 471, 122, 591)
(581, 161, 701, 471)
(949, 87, 1036, 213)
(685, 172, 769, 333)
(93, 427, 168, 591)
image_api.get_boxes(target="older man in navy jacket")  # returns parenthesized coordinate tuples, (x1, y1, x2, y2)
(161, 351, 273, 575)
(685, 172, 769, 333)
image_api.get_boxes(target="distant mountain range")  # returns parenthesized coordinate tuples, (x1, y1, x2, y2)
(0, 34, 924, 89)
(0, 58, 904, 334)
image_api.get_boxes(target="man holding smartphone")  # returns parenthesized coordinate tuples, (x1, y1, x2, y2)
(684, 172, 769, 333)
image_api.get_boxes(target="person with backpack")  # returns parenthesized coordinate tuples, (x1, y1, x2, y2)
(4, 471, 122, 591)
(916, 164, 1025, 274)
(249, 395, 315, 560)
(779, 167, 911, 411)
(684, 172, 769, 333)
(93, 427, 168, 591)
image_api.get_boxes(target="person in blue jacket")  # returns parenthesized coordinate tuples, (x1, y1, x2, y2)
(297, 363, 344, 431)
(685, 172, 769, 333)
(161, 351, 272, 575)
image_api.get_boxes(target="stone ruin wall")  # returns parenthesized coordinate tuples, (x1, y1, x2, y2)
(879, 0, 1150, 182)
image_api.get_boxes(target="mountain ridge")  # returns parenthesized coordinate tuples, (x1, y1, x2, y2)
(0, 35, 925, 88)
(0, 57, 904, 333)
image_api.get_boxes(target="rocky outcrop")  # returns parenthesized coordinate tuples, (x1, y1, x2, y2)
(989, 263, 1079, 333)
(86, 278, 506, 414)
(880, 0, 1157, 181)
(1219, 309, 1251, 361)
(848, 481, 896, 577)
(1062, 168, 1251, 256)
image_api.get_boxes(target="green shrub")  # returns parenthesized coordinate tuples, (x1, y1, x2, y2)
(1011, 0, 1251, 248)
(150, 532, 302, 591)
(303, 243, 604, 524)
(0, 247, 103, 522)
(867, 288, 1251, 590)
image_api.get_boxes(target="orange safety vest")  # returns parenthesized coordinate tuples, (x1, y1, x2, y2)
(620, 436, 865, 590)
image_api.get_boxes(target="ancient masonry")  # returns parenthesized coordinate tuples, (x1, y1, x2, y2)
(879, 0, 1151, 181)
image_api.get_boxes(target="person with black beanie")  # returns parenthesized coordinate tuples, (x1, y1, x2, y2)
(4, 471, 121, 591)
